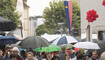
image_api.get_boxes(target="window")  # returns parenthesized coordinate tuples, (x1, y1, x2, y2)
(98, 31, 103, 40)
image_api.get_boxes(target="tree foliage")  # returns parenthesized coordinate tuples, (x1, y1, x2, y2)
(0, 0, 20, 26)
(36, 24, 54, 36)
(36, 0, 80, 36)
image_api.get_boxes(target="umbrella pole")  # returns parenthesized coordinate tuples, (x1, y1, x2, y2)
(20, 22, 23, 38)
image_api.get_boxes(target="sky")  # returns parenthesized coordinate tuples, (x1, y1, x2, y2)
(27, 0, 51, 17)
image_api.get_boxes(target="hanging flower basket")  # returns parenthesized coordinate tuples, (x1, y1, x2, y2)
(102, 0, 105, 6)
(86, 9, 99, 22)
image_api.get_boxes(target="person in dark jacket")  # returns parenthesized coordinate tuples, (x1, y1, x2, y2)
(58, 48, 66, 60)
(51, 56, 60, 60)
(10, 54, 17, 60)
(76, 51, 84, 60)
(0, 49, 4, 60)
(20, 50, 27, 60)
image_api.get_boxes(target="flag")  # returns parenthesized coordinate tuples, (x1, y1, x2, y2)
(68, 1, 72, 29)
(64, 0, 72, 33)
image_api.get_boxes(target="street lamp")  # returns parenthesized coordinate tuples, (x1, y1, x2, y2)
(58, 22, 65, 36)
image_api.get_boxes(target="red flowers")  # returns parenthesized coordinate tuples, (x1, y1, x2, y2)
(86, 9, 99, 22)
(102, 0, 105, 6)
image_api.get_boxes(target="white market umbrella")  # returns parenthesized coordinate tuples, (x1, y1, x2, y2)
(41, 33, 61, 42)
(52, 36, 79, 45)
(74, 42, 100, 49)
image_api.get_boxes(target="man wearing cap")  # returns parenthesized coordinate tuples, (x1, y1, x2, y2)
(12, 47, 23, 60)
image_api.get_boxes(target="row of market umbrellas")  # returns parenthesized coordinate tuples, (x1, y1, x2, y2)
(16, 35, 79, 49)
(0, 34, 105, 54)
(33, 42, 100, 52)
(19, 36, 100, 51)
(33, 42, 101, 53)
(0, 35, 102, 49)
(19, 36, 105, 54)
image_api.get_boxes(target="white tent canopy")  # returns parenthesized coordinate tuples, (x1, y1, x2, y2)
(81, 33, 97, 39)
(41, 33, 62, 42)
(52, 35, 78, 45)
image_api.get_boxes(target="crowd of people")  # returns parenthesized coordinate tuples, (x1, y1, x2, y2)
(0, 46, 105, 60)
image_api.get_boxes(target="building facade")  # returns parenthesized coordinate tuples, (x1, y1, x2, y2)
(23, 0, 30, 38)
(80, 0, 105, 41)
(14, 0, 30, 38)
(29, 16, 43, 36)
(29, 18, 37, 36)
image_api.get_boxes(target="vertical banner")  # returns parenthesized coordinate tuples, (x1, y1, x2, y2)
(64, 1, 71, 33)
(64, 0, 72, 33)
(68, 1, 72, 29)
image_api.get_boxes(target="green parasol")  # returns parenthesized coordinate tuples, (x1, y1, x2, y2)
(33, 47, 47, 52)
(33, 44, 61, 52)
(33, 48, 41, 52)
(48, 44, 61, 52)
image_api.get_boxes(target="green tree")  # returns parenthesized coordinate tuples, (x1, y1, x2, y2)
(36, 0, 80, 36)
(36, 24, 54, 36)
(0, 0, 20, 26)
